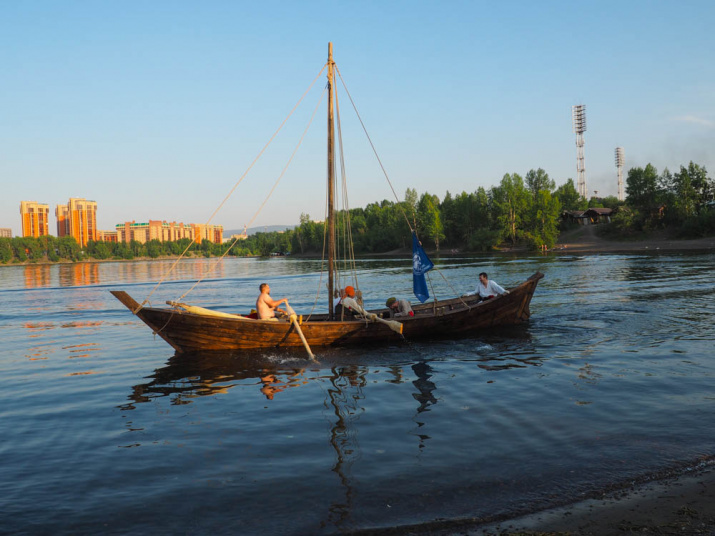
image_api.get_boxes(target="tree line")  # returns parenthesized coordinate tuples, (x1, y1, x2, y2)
(2, 162, 712, 264)
(605, 161, 715, 238)
(0, 235, 245, 264)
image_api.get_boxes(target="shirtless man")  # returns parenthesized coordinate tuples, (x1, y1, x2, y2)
(256, 283, 288, 320)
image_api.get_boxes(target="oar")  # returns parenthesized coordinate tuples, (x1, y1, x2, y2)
(285, 302, 316, 361)
(342, 297, 403, 335)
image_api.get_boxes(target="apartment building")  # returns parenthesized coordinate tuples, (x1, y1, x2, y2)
(56, 198, 97, 247)
(115, 220, 223, 245)
(0, 228, 12, 238)
(20, 201, 50, 238)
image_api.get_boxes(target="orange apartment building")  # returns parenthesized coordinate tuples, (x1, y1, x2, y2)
(96, 230, 118, 242)
(115, 220, 223, 245)
(56, 198, 97, 247)
(20, 201, 50, 238)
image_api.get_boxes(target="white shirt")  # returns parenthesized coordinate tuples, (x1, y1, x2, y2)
(467, 279, 506, 298)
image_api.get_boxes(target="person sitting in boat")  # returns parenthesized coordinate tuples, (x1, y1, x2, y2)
(335, 286, 357, 319)
(256, 283, 288, 320)
(465, 272, 510, 301)
(386, 297, 414, 318)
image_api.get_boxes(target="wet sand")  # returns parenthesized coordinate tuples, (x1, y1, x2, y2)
(473, 462, 715, 535)
(354, 461, 715, 535)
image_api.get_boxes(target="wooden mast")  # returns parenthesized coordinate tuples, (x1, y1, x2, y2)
(327, 42, 336, 319)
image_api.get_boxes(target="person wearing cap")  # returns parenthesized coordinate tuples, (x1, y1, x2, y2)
(386, 297, 414, 318)
(465, 272, 509, 301)
(335, 285, 357, 319)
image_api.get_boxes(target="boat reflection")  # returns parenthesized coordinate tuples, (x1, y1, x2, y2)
(120, 351, 311, 410)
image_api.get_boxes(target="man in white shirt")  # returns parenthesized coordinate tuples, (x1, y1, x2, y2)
(466, 272, 509, 300)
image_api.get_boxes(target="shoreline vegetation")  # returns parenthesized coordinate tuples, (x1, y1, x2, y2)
(2, 226, 714, 268)
(3, 161, 713, 265)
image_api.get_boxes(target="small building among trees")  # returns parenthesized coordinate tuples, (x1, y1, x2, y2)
(584, 207, 613, 224)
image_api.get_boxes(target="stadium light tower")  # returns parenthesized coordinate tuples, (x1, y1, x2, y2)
(572, 105, 587, 198)
(615, 147, 625, 201)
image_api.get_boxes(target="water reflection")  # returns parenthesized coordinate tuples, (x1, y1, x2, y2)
(59, 263, 100, 287)
(411, 361, 437, 450)
(120, 352, 310, 410)
(322, 366, 366, 530)
(19, 259, 231, 290)
(24, 264, 51, 288)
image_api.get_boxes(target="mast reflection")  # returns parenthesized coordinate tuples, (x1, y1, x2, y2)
(411, 360, 438, 450)
(321, 365, 366, 531)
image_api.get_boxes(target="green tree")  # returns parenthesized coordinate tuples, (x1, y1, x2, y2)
(11, 238, 28, 262)
(491, 173, 529, 245)
(528, 189, 561, 248)
(0, 238, 13, 263)
(92, 241, 112, 259)
(57, 237, 80, 260)
(554, 179, 583, 211)
(404, 188, 419, 229)
(146, 239, 163, 258)
(417, 193, 445, 250)
(626, 164, 660, 214)
(525, 168, 555, 196)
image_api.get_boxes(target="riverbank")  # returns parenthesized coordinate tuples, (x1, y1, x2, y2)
(472, 461, 715, 535)
(2, 228, 714, 267)
(549, 225, 715, 254)
(357, 459, 715, 535)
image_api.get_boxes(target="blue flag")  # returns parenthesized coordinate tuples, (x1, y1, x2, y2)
(412, 233, 434, 303)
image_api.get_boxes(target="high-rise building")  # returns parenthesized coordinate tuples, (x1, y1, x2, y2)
(20, 201, 50, 238)
(0, 228, 12, 238)
(56, 198, 97, 246)
(56, 204, 70, 237)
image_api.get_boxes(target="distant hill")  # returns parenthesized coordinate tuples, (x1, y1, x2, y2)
(223, 225, 295, 238)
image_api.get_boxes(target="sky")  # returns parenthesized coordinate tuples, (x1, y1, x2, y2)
(2, 0, 714, 235)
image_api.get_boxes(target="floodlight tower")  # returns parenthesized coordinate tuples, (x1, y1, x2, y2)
(615, 147, 625, 201)
(572, 105, 587, 198)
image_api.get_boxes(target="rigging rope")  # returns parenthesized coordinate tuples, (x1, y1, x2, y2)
(335, 66, 414, 234)
(176, 87, 327, 301)
(334, 78, 360, 297)
(335, 66, 470, 307)
(137, 63, 328, 309)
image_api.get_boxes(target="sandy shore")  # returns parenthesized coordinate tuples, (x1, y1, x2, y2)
(469, 462, 715, 535)
(549, 226, 715, 254)
(352, 461, 715, 535)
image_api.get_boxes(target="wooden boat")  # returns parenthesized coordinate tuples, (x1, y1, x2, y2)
(112, 44, 544, 355)
(111, 272, 542, 353)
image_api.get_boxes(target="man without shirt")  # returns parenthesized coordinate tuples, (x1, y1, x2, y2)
(256, 283, 288, 320)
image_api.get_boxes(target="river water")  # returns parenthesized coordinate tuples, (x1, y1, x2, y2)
(1, 252, 714, 535)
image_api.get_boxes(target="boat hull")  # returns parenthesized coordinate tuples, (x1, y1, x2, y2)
(111, 272, 543, 353)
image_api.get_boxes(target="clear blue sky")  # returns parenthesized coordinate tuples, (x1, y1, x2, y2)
(2, 0, 714, 235)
